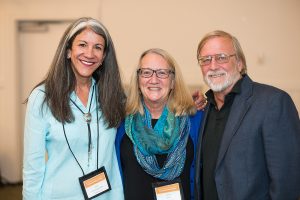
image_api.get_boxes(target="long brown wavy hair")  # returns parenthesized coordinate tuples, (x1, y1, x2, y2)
(27, 17, 126, 128)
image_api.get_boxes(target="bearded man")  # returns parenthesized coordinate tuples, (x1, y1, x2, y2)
(194, 30, 300, 200)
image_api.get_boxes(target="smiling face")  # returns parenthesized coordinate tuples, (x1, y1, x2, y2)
(199, 36, 242, 94)
(68, 28, 105, 83)
(138, 53, 174, 109)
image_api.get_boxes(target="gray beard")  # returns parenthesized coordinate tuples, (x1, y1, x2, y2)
(204, 70, 241, 92)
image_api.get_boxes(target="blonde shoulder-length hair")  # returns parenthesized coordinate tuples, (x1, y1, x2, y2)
(126, 48, 196, 116)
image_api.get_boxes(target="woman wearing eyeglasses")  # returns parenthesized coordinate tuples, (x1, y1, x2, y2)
(115, 48, 204, 200)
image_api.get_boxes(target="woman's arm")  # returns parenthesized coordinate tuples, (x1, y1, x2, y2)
(23, 88, 48, 200)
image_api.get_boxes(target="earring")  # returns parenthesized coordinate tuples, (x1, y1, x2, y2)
(67, 51, 71, 59)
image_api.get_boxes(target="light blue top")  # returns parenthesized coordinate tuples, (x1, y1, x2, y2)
(23, 81, 124, 200)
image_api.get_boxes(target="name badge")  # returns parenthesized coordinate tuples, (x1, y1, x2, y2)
(79, 166, 111, 200)
(152, 179, 184, 200)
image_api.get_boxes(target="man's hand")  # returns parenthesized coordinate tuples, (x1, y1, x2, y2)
(192, 90, 207, 110)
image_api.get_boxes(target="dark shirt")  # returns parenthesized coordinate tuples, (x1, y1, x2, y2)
(201, 78, 243, 200)
(121, 119, 194, 200)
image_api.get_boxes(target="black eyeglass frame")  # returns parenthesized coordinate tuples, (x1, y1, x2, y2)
(137, 68, 175, 79)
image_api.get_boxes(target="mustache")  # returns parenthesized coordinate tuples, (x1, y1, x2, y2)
(206, 69, 227, 77)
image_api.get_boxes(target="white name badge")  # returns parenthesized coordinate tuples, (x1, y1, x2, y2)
(79, 167, 111, 200)
(153, 180, 184, 200)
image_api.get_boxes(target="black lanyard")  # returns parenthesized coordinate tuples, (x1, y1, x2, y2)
(62, 85, 99, 175)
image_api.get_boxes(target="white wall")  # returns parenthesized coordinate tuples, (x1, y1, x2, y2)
(101, 0, 300, 87)
(0, 0, 299, 182)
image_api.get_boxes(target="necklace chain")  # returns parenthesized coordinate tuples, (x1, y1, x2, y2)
(70, 85, 95, 123)
(69, 85, 96, 166)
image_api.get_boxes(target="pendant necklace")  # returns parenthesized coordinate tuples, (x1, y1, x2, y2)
(70, 85, 95, 162)
(62, 84, 100, 175)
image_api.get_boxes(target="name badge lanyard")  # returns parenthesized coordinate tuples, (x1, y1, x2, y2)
(62, 85, 100, 175)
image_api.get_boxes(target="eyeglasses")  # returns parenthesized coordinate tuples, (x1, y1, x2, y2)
(198, 53, 236, 66)
(137, 68, 175, 79)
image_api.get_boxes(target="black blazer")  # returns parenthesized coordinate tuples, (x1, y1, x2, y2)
(194, 75, 300, 200)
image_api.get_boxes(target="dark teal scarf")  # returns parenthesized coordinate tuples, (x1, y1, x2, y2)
(125, 105, 190, 180)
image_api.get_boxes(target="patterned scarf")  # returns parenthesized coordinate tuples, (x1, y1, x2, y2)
(125, 105, 190, 180)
